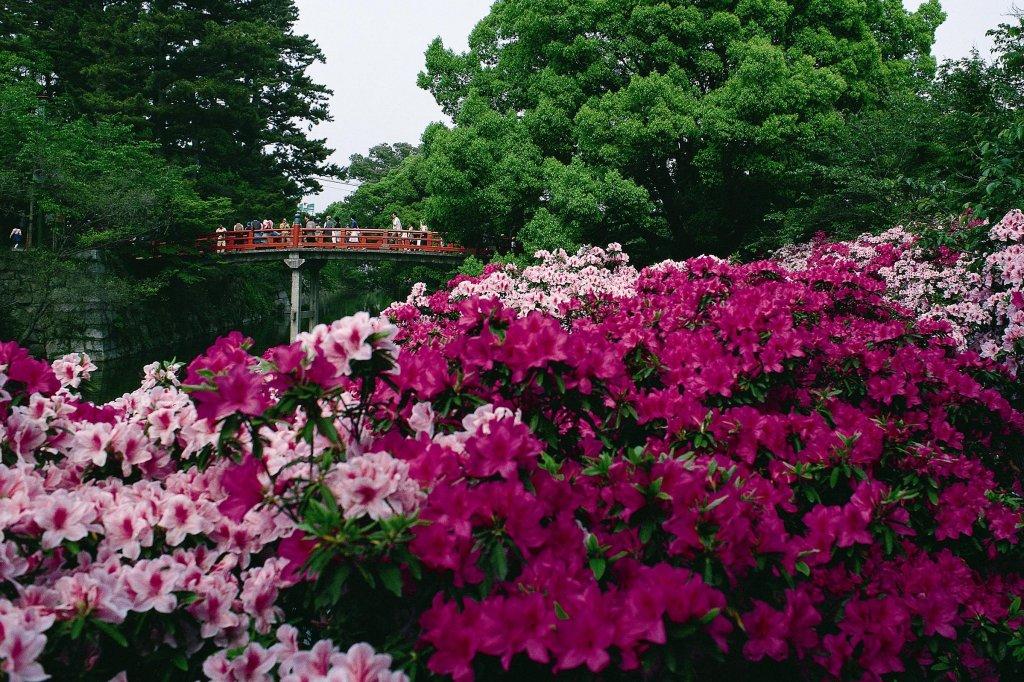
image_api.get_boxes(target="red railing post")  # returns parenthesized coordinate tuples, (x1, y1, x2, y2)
(292, 224, 300, 248)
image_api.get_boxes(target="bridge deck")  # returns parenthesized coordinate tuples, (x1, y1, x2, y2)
(197, 227, 470, 260)
(197, 226, 473, 337)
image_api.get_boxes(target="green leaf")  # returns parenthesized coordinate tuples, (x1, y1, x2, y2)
(70, 617, 85, 640)
(704, 495, 728, 512)
(316, 415, 342, 445)
(589, 557, 606, 581)
(378, 564, 403, 597)
(554, 601, 569, 620)
(93, 619, 129, 647)
(489, 543, 509, 581)
(795, 561, 810, 576)
(315, 564, 351, 609)
(175, 591, 200, 606)
(700, 607, 721, 624)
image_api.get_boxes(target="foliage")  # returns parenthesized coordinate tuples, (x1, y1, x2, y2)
(4, 215, 1024, 679)
(398, 0, 947, 256)
(776, 210, 1024, 370)
(342, 143, 420, 185)
(0, 0, 338, 355)
(772, 12, 1024, 247)
(971, 15, 1024, 220)
(458, 255, 486, 278)
(0, 56, 224, 248)
(319, 259, 456, 317)
(977, 116, 1024, 220)
(333, 6, 1024, 261)
(324, 146, 432, 229)
(0, 0, 338, 218)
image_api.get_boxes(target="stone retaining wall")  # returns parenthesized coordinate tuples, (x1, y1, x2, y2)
(0, 249, 288, 362)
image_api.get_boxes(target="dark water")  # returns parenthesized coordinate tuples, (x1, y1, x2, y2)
(83, 317, 289, 404)
(84, 292, 373, 403)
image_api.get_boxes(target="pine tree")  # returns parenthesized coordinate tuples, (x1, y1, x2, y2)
(0, 0, 337, 218)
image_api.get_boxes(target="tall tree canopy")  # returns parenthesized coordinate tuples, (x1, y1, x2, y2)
(411, 0, 944, 257)
(325, 139, 432, 229)
(343, 142, 419, 184)
(971, 14, 1024, 220)
(0, 54, 223, 248)
(0, 0, 337, 219)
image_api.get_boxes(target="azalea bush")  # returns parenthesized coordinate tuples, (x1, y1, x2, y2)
(3, 218, 1024, 680)
(391, 243, 637, 323)
(775, 210, 1024, 371)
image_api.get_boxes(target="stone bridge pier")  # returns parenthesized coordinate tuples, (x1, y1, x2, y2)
(284, 253, 324, 339)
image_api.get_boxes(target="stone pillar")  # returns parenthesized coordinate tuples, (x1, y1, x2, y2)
(284, 253, 306, 339)
(307, 265, 321, 333)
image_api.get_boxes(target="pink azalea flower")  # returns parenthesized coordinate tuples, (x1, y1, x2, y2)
(123, 560, 182, 613)
(331, 642, 409, 682)
(6, 356, 60, 396)
(34, 490, 96, 549)
(218, 455, 265, 522)
(72, 422, 113, 467)
(157, 494, 206, 546)
(325, 451, 421, 521)
(193, 363, 270, 422)
(228, 643, 276, 681)
(741, 601, 789, 661)
(101, 506, 154, 560)
(0, 615, 48, 682)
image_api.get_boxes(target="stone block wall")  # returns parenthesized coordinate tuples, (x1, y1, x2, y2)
(0, 249, 288, 362)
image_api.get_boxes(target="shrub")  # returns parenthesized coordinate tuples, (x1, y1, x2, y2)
(2, 218, 1024, 680)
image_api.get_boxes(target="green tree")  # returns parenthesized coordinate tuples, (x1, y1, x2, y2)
(0, 0, 337, 218)
(343, 142, 419, 184)
(413, 0, 944, 257)
(324, 135, 435, 228)
(972, 14, 1024, 219)
(0, 54, 224, 249)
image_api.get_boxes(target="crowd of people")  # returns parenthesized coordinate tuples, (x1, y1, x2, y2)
(213, 213, 433, 251)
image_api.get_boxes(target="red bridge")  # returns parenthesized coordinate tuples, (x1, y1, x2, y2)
(196, 226, 470, 259)
(196, 227, 473, 338)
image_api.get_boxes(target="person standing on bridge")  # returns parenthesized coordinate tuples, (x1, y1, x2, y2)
(391, 212, 405, 246)
(215, 224, 227, 252)
(304, 216, 317, 245)
(9, 225, 23, 250)
(347, 216, 359, 243)
(325, 215, 338, 244)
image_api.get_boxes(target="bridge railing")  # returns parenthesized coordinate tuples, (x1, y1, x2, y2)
(196, 227, 471, 255)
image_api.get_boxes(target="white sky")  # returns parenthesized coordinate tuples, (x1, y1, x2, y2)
(295, 0, 1021, 209)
